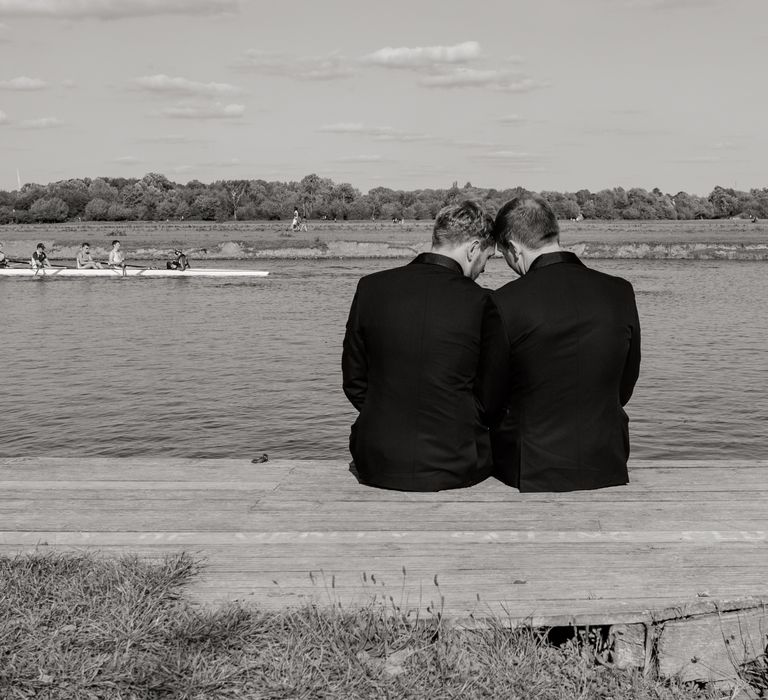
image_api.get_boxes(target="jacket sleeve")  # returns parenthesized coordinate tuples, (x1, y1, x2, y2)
(475, 294, 510, 427)
(620, 284, 641, 406)
(342, 288, 368, 411)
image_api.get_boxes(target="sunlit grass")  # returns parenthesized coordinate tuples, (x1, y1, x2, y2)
(0, 551, 758, 699)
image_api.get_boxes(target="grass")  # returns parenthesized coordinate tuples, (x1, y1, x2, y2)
(0, 551, 759, 699)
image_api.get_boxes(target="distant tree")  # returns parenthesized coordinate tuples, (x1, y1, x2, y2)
(88, 178, 119, 202)
(216, 179, 249, 220)
(15, 183, 45, 210)
(48, 179, 90, 218)
(106, 203, 134, 221)
(192, 194, 220, 221)
(0, 205, 14, 224)
(709, 186, 740, 218)
(30, 196, 69, 222)
(85, 198, 110, 220)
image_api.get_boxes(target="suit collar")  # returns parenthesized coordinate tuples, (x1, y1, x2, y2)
(411, 252, 464, 275)
(528, 250, 584, 273)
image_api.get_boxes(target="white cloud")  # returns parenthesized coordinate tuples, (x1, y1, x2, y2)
(318, 122, 434, 142)
(114, 155, 140, 164)
(160, 102, 245, 119)
(474, 150, 540, 162)
(364, 41, 480, 69)
(0, 76, 48, 90)
(0, 109, 8, 124)
(61, 79, 76, 89)
(623, 0, 715, 8)
(200, 157, 241, 167)
(335, 155, 387, 163)
(18, 116, 61, 128)
(449, 139, 504, 149)
(138, 133, 202, 144)
(238, 50, 354, 81)
(133, 74, 243, 97)
(498, 114, 526, 125)
(420, 69, 545, 92)
(170, 164, 195, 174)
(0, 0, 239, 19)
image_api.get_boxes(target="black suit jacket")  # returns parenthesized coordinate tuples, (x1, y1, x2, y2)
(342, 253, 506, 491)
(491, 252, 641, 492)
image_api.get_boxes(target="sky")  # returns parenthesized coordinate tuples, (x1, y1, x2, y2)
(0, 0, 765, 195)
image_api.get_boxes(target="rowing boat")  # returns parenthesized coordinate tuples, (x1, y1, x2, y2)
(0, 268, 269, 278)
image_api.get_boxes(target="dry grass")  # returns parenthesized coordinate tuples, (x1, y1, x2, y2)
(0, 551, 758, 699)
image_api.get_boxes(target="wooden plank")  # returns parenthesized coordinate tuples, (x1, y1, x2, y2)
(2, 529, 768, 546)
(0, 481, 280, 491)
(657, 607, 768, 682)
(1, 457, 767, 632)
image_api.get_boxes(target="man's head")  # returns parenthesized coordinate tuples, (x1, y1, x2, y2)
(81, 242, 89, 251)
(36, 243, 45, 252)
(432, 200, 495, 280)
(492, 194, 560, 274)
(111, 240, 120, 249)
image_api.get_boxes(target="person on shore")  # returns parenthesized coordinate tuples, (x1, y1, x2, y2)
(291, 208, 300, 231)
(108, 240, 126, 273)
(76, 242, 101, 269)
(342, 200, 507, 491)
(166, 249, 190, 270)
(0, 242, 7, 267)
(489, 193, 641, 492)
(31, 243, 51, 269)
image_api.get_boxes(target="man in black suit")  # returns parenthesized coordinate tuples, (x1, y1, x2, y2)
(490, 194, 641, 492)
(342, 200, 506, 491)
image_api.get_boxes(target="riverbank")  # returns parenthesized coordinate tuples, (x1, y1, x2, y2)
(3, 456, 768, 694)
(1, 219, 766, 260)
(2, 550, 733, 699)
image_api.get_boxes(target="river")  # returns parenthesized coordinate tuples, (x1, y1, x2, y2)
(1, 257, 765, 461)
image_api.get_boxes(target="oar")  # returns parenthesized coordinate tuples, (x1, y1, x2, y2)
(98, 261, 157, 270)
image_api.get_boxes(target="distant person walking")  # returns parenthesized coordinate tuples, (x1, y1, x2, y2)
(76, 242, 101, 269)
(31, 243, 51, 269)
(489, 194, 641, 492)
(342, 200, 506, 491)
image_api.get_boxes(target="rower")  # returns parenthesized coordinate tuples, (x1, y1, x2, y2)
(108, 239, 126, 275)
(31, 243, 51, 269)
(0, 242, 7, 268)
(76, 242, 101, 269)
(166, 249, 190, 271)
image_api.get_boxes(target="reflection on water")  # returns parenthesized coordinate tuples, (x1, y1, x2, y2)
(0, 259, 766, 461)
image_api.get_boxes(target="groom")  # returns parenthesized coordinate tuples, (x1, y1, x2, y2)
(490, 194, 641, 492)
(342, 200, 506, 491)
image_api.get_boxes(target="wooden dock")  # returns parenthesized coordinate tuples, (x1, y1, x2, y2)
(1, 457, 767, 684)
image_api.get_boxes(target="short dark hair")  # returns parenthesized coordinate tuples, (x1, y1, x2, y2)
(111, 239, 120, 246)
(81, 242, 89, 248)
(432, 200, 495, 250)
(493, 194, 559, 250)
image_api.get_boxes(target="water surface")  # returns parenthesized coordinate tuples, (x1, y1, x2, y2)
(1, 258, 765, 461)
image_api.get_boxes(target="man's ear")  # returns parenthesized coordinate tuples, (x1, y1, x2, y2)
(467, 239, 481, 261)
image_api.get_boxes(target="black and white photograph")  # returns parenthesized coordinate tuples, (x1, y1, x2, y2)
(1, 0, 767, 697)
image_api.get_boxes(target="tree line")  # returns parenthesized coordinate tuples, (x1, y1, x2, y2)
(1, 172, 766, 224)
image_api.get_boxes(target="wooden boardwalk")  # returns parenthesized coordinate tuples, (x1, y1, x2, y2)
(2, 457, 767, 681)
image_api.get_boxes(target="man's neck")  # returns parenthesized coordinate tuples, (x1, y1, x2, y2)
(429, 246, 469, 277)
(520, 242, 562, 275)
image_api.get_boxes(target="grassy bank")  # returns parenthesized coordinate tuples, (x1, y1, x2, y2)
(1, 551, 756, 699)
(1, 219, 767, 261)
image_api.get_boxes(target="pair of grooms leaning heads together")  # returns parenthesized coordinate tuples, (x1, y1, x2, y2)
(342, 194, 641, 493)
